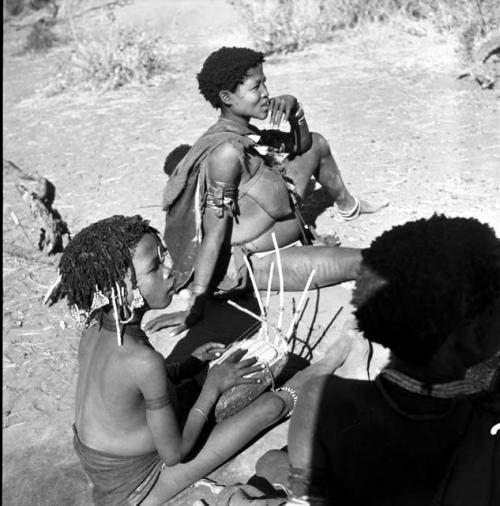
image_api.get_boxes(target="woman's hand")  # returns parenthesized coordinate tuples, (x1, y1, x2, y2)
(268, 95, 299, 128)
(191, 342, 226, 362)
(205, 349, 265, 396)
(144, 293, 206, 335)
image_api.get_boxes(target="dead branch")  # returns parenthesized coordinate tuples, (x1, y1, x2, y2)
(5, 158, 71, 255)
(458, 35, 500, 90)
(3, 158, 38, 181)
(16, 183, 70, 255)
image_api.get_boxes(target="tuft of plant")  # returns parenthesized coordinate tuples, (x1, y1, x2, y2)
(4, 0, 55, 16)
(4, 0, 24, 15)
(43, 11, 173, 95)
(228, 0, 500, 55)
(22, 18, 60, 52)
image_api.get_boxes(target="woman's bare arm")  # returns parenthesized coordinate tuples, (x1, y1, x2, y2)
(190, 142, 242, 293)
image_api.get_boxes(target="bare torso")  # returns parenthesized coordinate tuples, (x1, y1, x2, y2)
(75, 323, 164, 456)
(209, 143, 303, 251)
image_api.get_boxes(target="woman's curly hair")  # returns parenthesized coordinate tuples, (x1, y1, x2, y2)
(352, 214, 500, 365)
(49, 215, 160, 314)
(197, 46, 265, 109)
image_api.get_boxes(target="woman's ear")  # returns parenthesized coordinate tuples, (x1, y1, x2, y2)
(219, 90, 233, 107)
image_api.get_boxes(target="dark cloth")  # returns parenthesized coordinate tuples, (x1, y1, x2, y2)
(304, 375, 487, 506)
(431, 392, 500, 506)
(73, 425, 163, 506)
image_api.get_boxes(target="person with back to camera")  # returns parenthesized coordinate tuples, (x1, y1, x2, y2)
(44, 214, 357, 506)
(234, 214, 499, 506)
(146, 46, 387, 335)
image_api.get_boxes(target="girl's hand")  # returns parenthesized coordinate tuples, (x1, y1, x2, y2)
(268, 95, 298, 128)
(205, 349, 265, 395)
(191, 342, 226, 362)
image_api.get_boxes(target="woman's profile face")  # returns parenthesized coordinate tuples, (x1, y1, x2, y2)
(225, 64, 270, 120)
(132, 233, 175, 310)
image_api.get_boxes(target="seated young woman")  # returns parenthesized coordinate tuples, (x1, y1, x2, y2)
(147, 46, 386, 335)
(44, 215, 353, 505)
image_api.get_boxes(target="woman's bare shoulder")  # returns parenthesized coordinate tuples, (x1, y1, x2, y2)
(208, 141, 244, 182)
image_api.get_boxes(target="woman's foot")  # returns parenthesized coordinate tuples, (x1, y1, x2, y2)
(333, 195, 388, 222)
(283, 327, 354, 392)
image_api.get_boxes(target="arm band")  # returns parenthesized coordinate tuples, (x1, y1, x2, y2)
(205, 180, 238, 218)
(144, 392, 171, 410)
(290, 102, 306, 127)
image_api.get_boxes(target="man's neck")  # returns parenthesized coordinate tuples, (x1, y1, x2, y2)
(389, 356, 466, 384)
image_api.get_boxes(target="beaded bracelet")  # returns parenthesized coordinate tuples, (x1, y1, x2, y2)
(275, 386, 298, 418)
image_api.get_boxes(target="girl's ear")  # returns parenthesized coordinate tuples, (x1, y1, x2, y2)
(219, 90, 233, 107)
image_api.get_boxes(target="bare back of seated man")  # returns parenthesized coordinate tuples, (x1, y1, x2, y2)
(226, 215, 500, 506)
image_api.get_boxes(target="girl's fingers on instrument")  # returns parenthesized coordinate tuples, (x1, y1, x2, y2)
(241, 364, 266, 375)
(224, 348, 247, 363)
(209, 347, 226, 358)
(205, 342, 226, 352)
(236, 376, 265, 385)
(235, 357, 259, 369)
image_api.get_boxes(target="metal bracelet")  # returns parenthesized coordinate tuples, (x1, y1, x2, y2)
(193, 407, 209, 422)
(275, 386, 298, 418)
(294, 102, 306, 126)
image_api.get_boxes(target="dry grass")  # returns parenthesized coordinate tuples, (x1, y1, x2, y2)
(42, 10, 173, 95)
(229, 0, 500, 55)
(21, 19, 61, 53)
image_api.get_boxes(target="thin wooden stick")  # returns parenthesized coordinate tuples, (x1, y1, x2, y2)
(243, 255, 265, 317)
(227, 300, 281, 335)
(271, 233, 285, 331)
(285, 269, 315, 341)
(264, 261, 274, 313)
(10, 210, 32, 247)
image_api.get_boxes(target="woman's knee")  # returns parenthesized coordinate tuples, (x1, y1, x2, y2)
(251, 391, 288, 425)
(310, 132, 331, 159)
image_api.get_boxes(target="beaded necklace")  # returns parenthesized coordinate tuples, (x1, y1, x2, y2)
(380, 368, 484, 399)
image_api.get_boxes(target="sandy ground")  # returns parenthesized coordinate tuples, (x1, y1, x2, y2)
(3, 1, 500, 505)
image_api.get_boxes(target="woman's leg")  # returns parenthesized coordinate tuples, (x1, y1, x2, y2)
(141, 392, 289, 505)
(142, 328, 356, 504)
(252, 245, 361, 291)
(286, 132, 386, 214)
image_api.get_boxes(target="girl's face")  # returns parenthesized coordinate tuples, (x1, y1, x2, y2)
(131, 233, 175, 310)
(223, 64, 270, 120)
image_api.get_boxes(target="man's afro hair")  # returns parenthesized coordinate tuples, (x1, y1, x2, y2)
(197, 46, 265, 109)
(352, 214, 500, 365)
